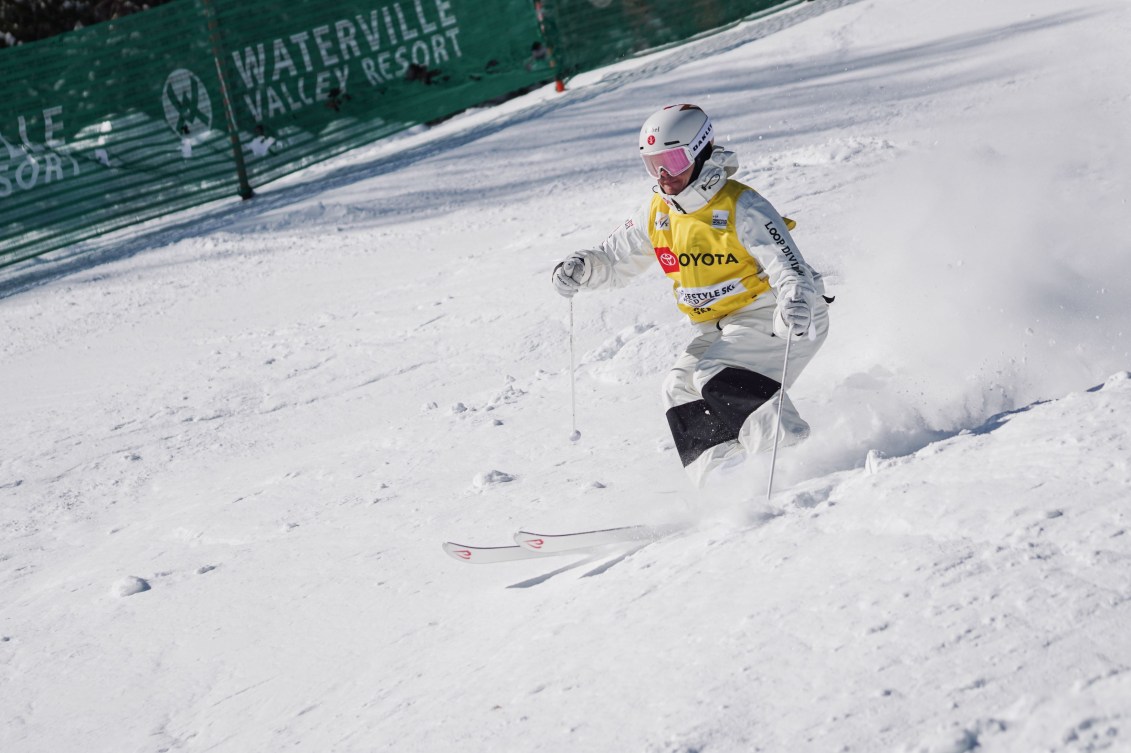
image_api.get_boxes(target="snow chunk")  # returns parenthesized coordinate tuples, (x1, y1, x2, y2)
(865, 449, 886, 475)
(472, 470, 516, 488)
(488, 382, 527, 407)
(111, 576, 151, 598)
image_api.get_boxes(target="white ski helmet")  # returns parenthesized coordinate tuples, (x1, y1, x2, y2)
(638, 104, 714, 179)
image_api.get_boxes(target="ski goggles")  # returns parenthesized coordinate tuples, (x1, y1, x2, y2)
(641, 146, 697, 179)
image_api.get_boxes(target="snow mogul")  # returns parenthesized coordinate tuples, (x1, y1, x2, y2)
(552, 104, 831, 487)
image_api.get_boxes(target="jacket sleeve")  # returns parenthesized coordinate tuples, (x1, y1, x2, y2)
(735, 189, 825, 303)
(573, 200, 656, 290)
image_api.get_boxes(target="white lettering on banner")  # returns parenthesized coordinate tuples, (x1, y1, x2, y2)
(414, 0, 439, 32)
(355, 24, 461, 74)
(336, 20, 362, 60)
(271, 39, 298, 81)
(246, 67, 350, 121)
(0, 106, 81, 198)
(291, 32, 314, 71)
(394, 4, 418, 41)
(231, 0, 464, 127)
(312, 25, 339, 66)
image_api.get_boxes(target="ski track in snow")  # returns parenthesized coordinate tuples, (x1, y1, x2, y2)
(2, 0, 1131, 751)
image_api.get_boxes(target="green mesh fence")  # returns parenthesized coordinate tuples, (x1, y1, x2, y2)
(1, 0, 796, 266)
(538, 0, 795, 78)
(209, 0, 552, 190)
(1, 0, 231, 264)
(0, 0, 552, 266)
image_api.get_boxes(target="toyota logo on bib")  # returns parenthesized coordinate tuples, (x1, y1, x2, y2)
(655, 247, 680, 274)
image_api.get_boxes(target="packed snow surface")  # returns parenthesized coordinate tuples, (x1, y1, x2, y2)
(2, 0, 1130, 751)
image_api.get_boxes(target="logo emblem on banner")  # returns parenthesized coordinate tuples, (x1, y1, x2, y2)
(162, 69, 213, 140)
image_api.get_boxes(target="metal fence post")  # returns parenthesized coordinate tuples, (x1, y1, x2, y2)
(199, 0, 253, 200)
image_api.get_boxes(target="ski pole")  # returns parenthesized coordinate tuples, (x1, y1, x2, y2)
(569, 298, 581, 442)
(766, 330, 794, 500)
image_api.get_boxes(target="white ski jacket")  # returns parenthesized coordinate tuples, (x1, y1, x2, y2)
(573, 147, 825, 323)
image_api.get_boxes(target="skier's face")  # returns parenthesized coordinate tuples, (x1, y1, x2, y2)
(657, 166, 693, 195)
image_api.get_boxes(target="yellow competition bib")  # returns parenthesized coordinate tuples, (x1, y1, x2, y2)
(647, 181, 783, 323)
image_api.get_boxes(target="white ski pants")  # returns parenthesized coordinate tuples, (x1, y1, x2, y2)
(662, 297, 830, 487)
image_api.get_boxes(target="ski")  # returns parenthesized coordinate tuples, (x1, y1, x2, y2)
(514, 522, 688, 553)
(443, 522, 689, 564)
(441, 537, 625, 565)
(442, 541, 564, 564)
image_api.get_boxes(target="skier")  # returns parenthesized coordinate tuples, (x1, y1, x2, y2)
(552, 104, 830, 487)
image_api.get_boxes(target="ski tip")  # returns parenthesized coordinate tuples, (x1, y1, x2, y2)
(442, 542, 476, 562)
(513, 531, 545, 550)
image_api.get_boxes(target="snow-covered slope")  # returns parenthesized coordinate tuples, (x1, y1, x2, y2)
(2, 0, 1130, 751)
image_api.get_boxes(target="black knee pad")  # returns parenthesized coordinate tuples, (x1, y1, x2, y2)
(664, 368, 780, 467)
(665, 400, 736, 467)
(700, 367, 781, 433)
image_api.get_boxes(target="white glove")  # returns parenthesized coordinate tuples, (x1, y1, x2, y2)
(773, 285, 813, 339)
(552, 254, 591, 298)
